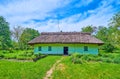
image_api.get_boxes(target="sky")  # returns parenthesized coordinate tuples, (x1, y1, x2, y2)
(0, 0, 120, 32)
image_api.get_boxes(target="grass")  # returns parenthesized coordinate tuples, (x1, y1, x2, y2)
(0, 56, 61, 79)
(52, 56, 120, 79)
(1, 49, 120, 79)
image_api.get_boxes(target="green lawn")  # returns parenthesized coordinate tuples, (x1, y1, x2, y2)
(52, 56, 120, 79)
(0, 56, 61, 79)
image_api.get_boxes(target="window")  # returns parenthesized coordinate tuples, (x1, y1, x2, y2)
(48, 46, 52, 51)
(38, 46, 42, 51)
(84, 46, 88, 51)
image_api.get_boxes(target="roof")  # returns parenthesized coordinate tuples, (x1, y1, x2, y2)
(28, 32, 104, 45)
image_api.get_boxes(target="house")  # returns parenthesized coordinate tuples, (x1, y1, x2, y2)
(28, 32, 103, 55)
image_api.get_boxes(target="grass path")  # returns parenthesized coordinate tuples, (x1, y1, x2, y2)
(44, 57, 63, 79)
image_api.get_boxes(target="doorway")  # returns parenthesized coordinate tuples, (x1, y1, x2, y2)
(64, 47, 68, 55)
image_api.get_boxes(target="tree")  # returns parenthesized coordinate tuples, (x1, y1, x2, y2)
(109, 11, 120, 27)
(0, 16, 11, 49)
(20, 28, 39, 49)
(96, 26, 108, 42)
(108, 11, 120, 49)
(11, 26, 24, 49)
(81, 25, 97, 34)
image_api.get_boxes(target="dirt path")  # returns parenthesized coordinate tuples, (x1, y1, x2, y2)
(43, 57, 63, 79)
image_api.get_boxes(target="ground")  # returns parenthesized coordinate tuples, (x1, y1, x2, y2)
(0, 55, 120, 79)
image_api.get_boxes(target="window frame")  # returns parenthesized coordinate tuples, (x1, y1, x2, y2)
(38, 46, 42, 51)
(48, 46, 52, 51)
(84, 46, 88, 51)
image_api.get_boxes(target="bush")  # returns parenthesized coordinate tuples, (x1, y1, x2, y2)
(71, 53, 82, 58)
(2, 50, 9, 53)
(104, 43, 115, 52)
(81, 54, 97, 61)
(34, 53, 41, 57)
(71, 53, 87, 64)
(102, 58, 113, 63)
(73, 58, 83, 64)
(0, 53, 4, 58)
(113, 57, 120, 64)
(33, 54, 47, 62)
(4, 54, 16, 59)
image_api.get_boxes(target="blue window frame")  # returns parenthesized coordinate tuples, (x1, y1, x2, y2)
(38, 46, 42, 51)
(48, 46, 52, 51)
(84, 46, 88, 51)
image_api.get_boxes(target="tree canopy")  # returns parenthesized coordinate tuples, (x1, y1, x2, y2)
(20, 28, 40, 49)
(0, 16, 11, 49)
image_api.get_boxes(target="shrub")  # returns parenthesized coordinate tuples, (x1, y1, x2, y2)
(102, 58, 113, 63)
(34, 53, 42, 57)
(74, 58, 83, 64)
(71, 53, 87, 64)
(0, 53, 4, 58)
(2, 50, 9, 53)
(71, 53, 82, 58)
(104, 43, 115, 53)
(4, 54, 16, 59)
(113, 57, 120, 64)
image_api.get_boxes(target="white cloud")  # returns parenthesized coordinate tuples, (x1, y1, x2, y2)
(0, 0, 71, 28)
(0, 0, 118, 32)
(33, 0, 117, 32)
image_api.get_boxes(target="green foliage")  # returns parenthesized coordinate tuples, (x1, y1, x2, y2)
(20, 28, 39, 49)
(81, 25, 96, 34)
(0, 50, 36, 60)
(11, 26, 24, 49)
(71, 53, 83, 64)
(96, 26, 108, 42)
(109, 11, 120, 27)
(104, 43, 115, 52)
(0, 16, 12, 49)
(71, 52, 120, 64)
(113, 57, 120, 64)
(96, 12, 120, 51)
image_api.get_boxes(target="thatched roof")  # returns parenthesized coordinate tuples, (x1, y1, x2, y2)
(28, 32, 104, 45)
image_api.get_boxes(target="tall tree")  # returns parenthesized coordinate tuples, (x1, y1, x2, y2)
(108, 11, 120, 49)
(20, 28, 39, 49)
(0, 16, 11, 49)
(96, 26, 108, 42)
(81, 25, 97, 34)
(11, 26, 24, 49)
(109, 11, 120, 27)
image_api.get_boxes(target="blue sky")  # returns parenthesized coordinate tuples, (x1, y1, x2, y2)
(0, 0, 120, 32)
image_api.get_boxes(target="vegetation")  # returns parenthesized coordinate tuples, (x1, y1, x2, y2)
(0, 56, 61, 79)
(52, 56, 120, 79)
(0, 50, 33, 60)
(0, 16, 11, 49)
(11, 26, 40, 50)
(81, 25, 97, 34)
(70, 52, 120, 64)
(0, 11, 120, 51)
(0, 10, 120, 79)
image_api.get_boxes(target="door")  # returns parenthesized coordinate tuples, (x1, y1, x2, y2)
(64, 47, 68, 55)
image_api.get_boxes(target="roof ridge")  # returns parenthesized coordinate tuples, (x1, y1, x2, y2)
(41, 32, 91, 35)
